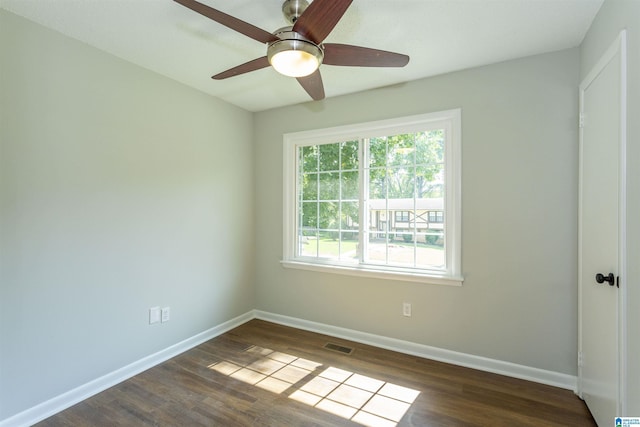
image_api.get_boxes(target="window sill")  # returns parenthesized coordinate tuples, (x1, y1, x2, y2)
(280, 260, 463, 286)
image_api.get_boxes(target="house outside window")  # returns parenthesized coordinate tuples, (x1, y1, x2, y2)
(283, 110, 462, 285)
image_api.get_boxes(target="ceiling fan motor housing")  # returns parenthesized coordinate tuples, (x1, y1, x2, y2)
(282, 0, 309, 24)
(267, 27, 324, 77)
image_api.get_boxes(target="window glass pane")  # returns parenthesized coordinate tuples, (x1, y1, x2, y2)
(339, 232, 359, 262)
(415, 130, 445, 164)
(319, 172, 339, 200)
(417, 231, 445, 268)
(341, 171, 359, 200)
(341, 141, 359, 170)
(301, 145, 318, 173)
(300, 202, 317, 228)
(318, 231, 339, 258)
(301, 173, 318, 200)
(367, 232, 388, 264)
(369, 137, 387, 168)
(387, 134, 415, 167)
(369, 169, 386, 199)
(318, 201, 339, 229)
(414, 209, 427, 228)
(340, 201, 358, 229)
(416, 165, 443, 198)
(387, 234, 415, 267)
(319, 143, 340, 172)
(299, 231, 318, 257)
(387, 166, 415, 199)
(368, 207, 388, 237)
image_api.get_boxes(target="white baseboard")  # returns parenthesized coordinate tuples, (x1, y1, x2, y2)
(2, 309, 577, 427)
(254, 310, 577, 392)
(0, 311, 254, 427)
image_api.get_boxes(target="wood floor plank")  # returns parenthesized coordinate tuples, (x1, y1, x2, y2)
(35, 319, 595, 426)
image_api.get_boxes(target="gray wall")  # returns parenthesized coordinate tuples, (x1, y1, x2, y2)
(580, 0, 640, 415)
(254, 49, 580, 376)
(0, 10, 255, 419)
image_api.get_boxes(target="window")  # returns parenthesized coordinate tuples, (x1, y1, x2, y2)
(283, 110, 462, 285)
(395, 211, 410, 222)
(428, 211, 444, 223)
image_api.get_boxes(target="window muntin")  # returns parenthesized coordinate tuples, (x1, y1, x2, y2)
(283, 110, 462, 285)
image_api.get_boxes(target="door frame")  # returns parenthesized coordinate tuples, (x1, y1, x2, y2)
(577, 29, 627, 414)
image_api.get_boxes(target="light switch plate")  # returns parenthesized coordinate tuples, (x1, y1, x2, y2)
(402, 302, 412, 317)
(161, 307, 170, 323)
(149, 307, 160, 324)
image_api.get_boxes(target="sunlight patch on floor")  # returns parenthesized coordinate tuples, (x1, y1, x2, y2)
(207, 344, 420, 427)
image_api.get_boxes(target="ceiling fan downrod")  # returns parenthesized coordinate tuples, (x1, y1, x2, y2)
(282, 0, 309, 24)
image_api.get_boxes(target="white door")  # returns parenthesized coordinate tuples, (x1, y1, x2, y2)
(578, 32, 626, 426)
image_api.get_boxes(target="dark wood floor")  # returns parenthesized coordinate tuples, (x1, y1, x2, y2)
(37, 319, 596, 426)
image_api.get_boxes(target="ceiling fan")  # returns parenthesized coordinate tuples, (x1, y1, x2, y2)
(173, 0, 410, 100)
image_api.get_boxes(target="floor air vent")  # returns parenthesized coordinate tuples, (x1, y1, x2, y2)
(323, 342, 354, 355)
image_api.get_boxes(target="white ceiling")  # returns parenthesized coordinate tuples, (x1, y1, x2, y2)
(1, 0, 603, 112)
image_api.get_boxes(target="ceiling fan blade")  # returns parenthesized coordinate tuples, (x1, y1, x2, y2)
(297, 70, 325, 100)
(212, 56, 270, 80)
(292, 0, 352, 44)
(323, 44, 410, 67)
(174, 0, 278, 44)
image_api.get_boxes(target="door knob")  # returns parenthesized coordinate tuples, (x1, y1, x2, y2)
(595, 272, 615, 286)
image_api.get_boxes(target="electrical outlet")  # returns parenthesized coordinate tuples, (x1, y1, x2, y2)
(403, 302, 412, 317)
(149, 307, 160, 324)
(161, 307, 170, 323)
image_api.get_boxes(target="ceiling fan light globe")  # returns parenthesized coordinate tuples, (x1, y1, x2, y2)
(271, 50, 319, 77)
(267, 38, 323, 78)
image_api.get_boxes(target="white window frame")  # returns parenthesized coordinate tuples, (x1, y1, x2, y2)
(282, 109, 463, 286)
